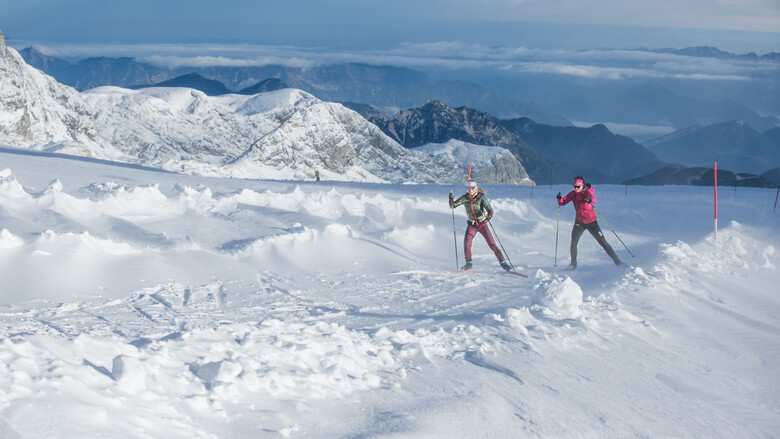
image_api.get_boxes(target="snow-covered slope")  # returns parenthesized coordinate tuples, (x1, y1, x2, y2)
(1, 147, 778, 438)
(413, 139, 534, 185)
(0, 30, 123, 160)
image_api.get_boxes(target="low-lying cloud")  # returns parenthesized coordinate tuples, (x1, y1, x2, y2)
(14, 40, 778, 82)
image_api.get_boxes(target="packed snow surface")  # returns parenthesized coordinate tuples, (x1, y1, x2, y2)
(0, 146, 778, 438)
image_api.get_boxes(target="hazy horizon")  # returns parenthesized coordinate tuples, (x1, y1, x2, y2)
(1, 0, 778, 55)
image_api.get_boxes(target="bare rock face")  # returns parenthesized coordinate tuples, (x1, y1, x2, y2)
(0, 27, 118, 158)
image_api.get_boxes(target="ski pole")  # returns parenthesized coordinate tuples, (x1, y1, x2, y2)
(450, 190, 459, 269)
(592, 205, 635, 258)
(488, 219, 515, 271)
(554, 205, 560, 267)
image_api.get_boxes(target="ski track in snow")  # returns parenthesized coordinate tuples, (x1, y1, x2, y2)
(1, 151, 779, 438)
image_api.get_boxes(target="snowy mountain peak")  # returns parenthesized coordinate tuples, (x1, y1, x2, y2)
(1, 28, 530, 185)
(0, 34, 125, 159)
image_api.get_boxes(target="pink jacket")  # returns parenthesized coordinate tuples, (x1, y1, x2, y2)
(558, 187, 597, 224)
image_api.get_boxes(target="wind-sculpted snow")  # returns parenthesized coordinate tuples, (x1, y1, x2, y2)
(532, 271, 584, 319)
(1, 155, 779, 437)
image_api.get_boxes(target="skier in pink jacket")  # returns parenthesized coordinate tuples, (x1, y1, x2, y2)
(557, 176, 624, 269)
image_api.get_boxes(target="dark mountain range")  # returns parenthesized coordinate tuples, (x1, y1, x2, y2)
(628, 164, 777, 188)
(19, 48, 170, 89)
(19, 47, 570, 126)
(532, 80, 778, 135)
(645, 46, 779, 62)
(762, 168, 780, 186)
(128, 73, 287, 96)
(237, 78, 288, 94)
(129, 73, 233, 96)
(763, 127, 780, 145)
(347, 100, 618, 183)
(644, 120, 780, 175)
(503, 118, 665, 183)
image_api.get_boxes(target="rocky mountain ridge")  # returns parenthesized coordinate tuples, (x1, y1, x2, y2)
(347, 100, 666, 183)
(1, 32, 529, 185)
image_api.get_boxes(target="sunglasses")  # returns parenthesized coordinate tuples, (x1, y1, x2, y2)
(573, 185, 582, 189)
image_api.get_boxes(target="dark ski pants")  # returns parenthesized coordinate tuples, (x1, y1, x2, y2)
(571, 221, 618, 263)
(464, 222, 504, 262)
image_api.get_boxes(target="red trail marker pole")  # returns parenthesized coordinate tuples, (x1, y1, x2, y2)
(714, 162, 718, 241)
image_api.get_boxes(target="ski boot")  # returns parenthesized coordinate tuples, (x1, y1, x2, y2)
(566, 261, 577, 270)
(461, 260, 473, 270)
(499, 259, 512, 272)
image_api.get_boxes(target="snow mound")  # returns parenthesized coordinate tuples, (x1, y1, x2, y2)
(659, 221, 776, 274)
(0, 228, 23, 248)
(532, 271, 584, 319)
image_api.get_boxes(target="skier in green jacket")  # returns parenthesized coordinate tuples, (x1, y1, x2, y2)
(449, 180, 512, 272)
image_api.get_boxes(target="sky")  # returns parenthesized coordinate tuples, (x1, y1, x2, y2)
(1, 0, 778, 56)
(1, 0, 778, 140)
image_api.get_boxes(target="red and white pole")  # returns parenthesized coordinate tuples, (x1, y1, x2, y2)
(714, 162, 718, 241)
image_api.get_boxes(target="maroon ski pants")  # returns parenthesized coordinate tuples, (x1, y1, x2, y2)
(464, 221, 504, 262)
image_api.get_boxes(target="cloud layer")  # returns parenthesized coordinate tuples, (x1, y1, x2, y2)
(18, 40, 777, 83)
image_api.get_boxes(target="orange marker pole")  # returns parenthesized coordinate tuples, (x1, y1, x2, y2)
(714, 162, 718, 241)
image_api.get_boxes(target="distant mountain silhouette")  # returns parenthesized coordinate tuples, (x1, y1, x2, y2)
(502, 118, 664, 183)
(763, 127, 780, 145)
(130, 73, 232, 96)
(629, 164, 777, 188)
(21, 46, 169, 90)
(342, 102, 385, 119)
(537, 81, 777, 135)
(644, 120, 780, 174)
(761, 168, 780, 186)
(645, 46, 779, 62)
(237, 78, 288, 94)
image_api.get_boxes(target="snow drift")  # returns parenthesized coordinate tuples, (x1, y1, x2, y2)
(1, 147, 778, 438)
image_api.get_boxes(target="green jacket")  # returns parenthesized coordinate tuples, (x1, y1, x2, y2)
(451, 191, 493, 223)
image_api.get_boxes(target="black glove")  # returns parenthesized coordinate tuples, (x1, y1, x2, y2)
(585, 183, 591, 189)
(584, 197, 592, 203)
(449, 192, 454, 202)
(556, 192, 562, 201)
